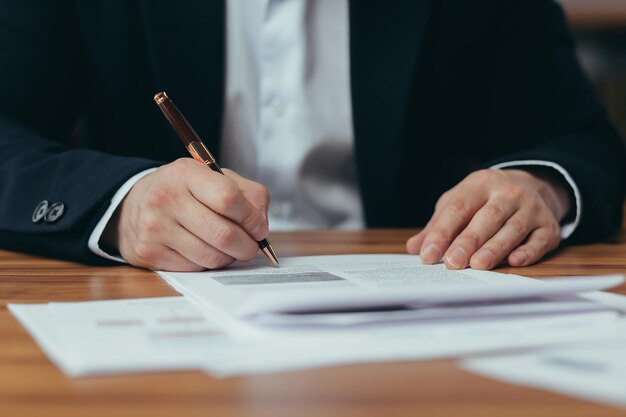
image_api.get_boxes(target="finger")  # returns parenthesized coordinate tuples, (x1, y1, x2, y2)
(408, 211, 443, 254)
(166, 225, 235, 270)
(223, 169, 270, 221)
(419, 192, 487, 264)
(176, 197, 259, 261)
(188, 170, 268, 241)
(469, 210, 536, 270)
(406, 229, 426, 255)
(410, 191, 452, 254)
(508, 224, 561, 267)
(134, 244, 205, 272)
(443, 199, 517, 270)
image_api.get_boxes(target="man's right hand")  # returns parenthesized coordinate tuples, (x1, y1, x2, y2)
(102, 158, 270, 271)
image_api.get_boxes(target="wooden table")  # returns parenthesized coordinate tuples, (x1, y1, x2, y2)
(1, 229, 626, 417)
(561, 0, 626, 30)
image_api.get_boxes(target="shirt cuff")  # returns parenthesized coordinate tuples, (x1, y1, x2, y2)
(490, 160, 581, 240)
(87, 168, 158, 263)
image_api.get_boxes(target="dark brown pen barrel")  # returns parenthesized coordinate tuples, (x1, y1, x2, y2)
(153, 92, 201, 148)
(258, 239, 270, 250)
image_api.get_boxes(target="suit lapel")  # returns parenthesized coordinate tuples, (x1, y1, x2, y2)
(139, 0, 225, 156)
(349, 0, 432, 226)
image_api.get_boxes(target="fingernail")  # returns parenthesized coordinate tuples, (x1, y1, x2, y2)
(421, 244, 441, 263)
(446, 247, 468, 269)
(510, 251, 528, 266)
(473, 250, 494, 269)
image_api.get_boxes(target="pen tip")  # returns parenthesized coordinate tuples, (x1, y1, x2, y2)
(262, 245, 280, 267)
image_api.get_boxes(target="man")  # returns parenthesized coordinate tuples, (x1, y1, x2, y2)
(0, 0, 624, 272)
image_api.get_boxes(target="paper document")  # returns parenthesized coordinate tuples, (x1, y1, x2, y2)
(9, 298, 624, 377)
(9, 298, 234, 376)
(9, 254, 626, 378)
(158, 255, 623, 327)
(462, 336, 626, 409)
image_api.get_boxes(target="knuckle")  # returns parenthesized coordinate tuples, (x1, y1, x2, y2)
(144, 184, 175, 208)
(509, 186, 526, 200)
(427, 228, 452, 245)
(468, 169, 487, 182)
(214, 183, 241, 213)
(447, 200, 470, 220)
(253, 182, 269, 198)
(458, 230, 482, 249)
(482, 204, 506, 223)
(507, 217, 528, 237)
(471, 169, 498, 184)
(485, 238, 507, 256)
(522, 245, 538, 261)
(137, 212, 163, 235)
(535, 234, 551, 251)
(134, 242, 159, 263)
(528, 200, 544, 216)
(435, 193, 450, 211)
(213, 225, 237, 248)
(257, 184, 271, 206)
(170, 157, 196, 176)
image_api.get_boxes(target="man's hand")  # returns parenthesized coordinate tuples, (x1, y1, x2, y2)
(407, 169, 572, 270)
(102, 158, 269, 271)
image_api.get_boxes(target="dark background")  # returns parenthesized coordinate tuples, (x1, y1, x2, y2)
(560, 0, 626, 141)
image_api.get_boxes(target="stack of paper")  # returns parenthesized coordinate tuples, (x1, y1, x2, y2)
(462, 341, 626, 409)
(9, 254, 626, 379)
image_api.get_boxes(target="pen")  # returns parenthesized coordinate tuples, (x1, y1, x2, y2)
(153, 91, 279, 266)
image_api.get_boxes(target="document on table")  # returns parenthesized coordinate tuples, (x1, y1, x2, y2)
(9, 297, 625, 377)
(462, 338, 626, 409)
(8, 254, 626, 377)
(9, 297, 235, 376)
(157, 254, 623, 334)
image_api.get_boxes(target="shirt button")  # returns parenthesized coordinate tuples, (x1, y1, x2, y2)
(32, 200, 49, 223)
(271, 98, 285, 116)
(44, 202, 65, 223)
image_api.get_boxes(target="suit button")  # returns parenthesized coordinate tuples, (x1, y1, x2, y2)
(44, 202, 65, 223)
(32, 200, 49, 223)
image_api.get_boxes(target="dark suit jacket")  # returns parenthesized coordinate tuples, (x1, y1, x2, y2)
(0, 0, 624, 264)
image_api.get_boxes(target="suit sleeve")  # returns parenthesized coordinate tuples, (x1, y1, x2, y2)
(0, 0, 161, 263)
(483, 0, 626, 244)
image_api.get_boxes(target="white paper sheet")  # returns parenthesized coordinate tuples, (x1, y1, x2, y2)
(9, 298, 235, 376)
(9, 255, 626, 378)
(462, 334, 626, 409)
(9, 296, 625, 378)
(206, 311, 623, 376)
(8, 304, 72, 373)
(157, 254, 623, 333)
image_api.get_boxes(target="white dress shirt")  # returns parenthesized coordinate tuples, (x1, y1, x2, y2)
(88, 0, 581, 262)
(221, 0, 364, 230)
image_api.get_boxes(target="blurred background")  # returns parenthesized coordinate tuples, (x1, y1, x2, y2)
(560, 0, 626, 139)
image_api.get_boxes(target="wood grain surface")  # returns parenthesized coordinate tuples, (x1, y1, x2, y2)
(1, 227, 626, 417)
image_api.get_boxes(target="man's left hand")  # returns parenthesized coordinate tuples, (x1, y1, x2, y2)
(406, 169, 571, 270)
